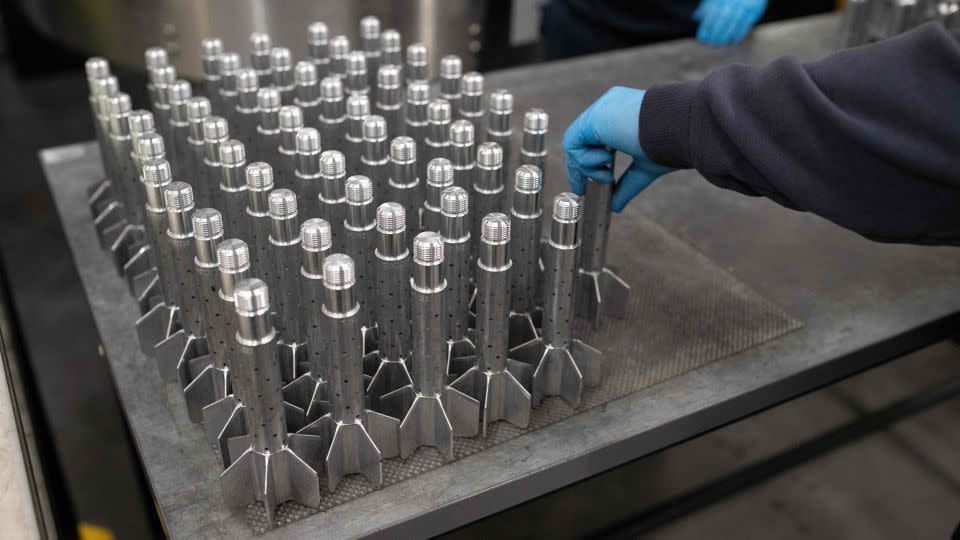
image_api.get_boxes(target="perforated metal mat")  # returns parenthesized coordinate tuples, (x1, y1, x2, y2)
(245, 211, 802, 533)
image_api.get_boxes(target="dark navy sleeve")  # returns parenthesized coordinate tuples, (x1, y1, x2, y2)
(638, 23, 960, 244)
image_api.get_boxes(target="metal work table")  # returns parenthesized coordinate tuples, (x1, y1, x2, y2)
(42, 14, 960, 538)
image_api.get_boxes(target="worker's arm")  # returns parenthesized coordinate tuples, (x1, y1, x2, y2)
(566, 23, 960, 244)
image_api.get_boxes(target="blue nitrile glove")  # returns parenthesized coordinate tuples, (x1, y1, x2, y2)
(563, 86, 674, 212)
(693, 0, 768, 46)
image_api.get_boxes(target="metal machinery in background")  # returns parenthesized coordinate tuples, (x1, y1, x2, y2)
(17, 0, 486, 80)
(840, 0, 960, 47)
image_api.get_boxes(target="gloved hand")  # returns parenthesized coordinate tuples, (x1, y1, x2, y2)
(693, 0, 768, 46)
(563, 86, 674, 212)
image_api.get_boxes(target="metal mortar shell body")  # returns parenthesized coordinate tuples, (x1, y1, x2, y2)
(375, 70, 404, 140)
(187, 134, 209, 208)
(246, 193, 275, 294)
(322, 281, 366, 422)
(270, 228, 306, 348)
(319, 80, 346, 151)
(109, 120, 139, 225)
(520, 110, 549, 174)
(472, 165, 505, 262)
(168, 226, 205, 337)
(169, 93, 191, 185)
(388, 142, 422, 237)
(374, 251, 412, 362)
(235, 101, 260, 160)
(410, 280, 447, 396)
(257, 105, 281, 170)
(443, 239, 471, 341)
(233, 301, 287, 454)
(579, 180, 612, 272)
(300, 270, 327, 380)
(146, 207, 179, 307)
(195, 254, 224, 367)
(362, 120, 390, 195)
(344, 106, 367, 177)
(343, 225, 377, 330)
(451, 131, 476, 191)
(476, 218, 512, 372)
(509, 211, 542, 314)
(541, 237, 580, 349)
(220, 179, 250, 244)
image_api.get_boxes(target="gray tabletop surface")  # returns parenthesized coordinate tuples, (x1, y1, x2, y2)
(42, 13, 960, 539)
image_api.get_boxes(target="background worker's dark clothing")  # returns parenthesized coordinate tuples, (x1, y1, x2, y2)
(639, 23, 960, 244)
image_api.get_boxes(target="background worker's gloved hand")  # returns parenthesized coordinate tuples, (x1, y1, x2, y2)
(693, 0, 768, 46)
(563, 86, 674, 212)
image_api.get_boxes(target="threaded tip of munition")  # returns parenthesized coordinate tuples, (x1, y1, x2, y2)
(164, 182, 195, 212)
(138, 133, 165, 160)
(270, 47, 292, 70)
(308, 22, 329, 44)
(257, 87, 281, 109)
(235, 278, 270, 316)
(128, 110, 155, 136)
(524, 108, 549, 132)
(296, 128, 322, 154)
(376, 202, 406, 233)
(219, 52, 241, 75)
(245, 162, 274, 190)
(553, 192, 581, 222)
(106, 94, 132, 117)
(427, 158, 454, 188)
(345, 176, 374, 204)
(192, 208, 224, 240)
(329, 35, 350, 57)
(407, 81, 429, 103)
(514, 165, 543, 192)
(449, 120, 474, 144)
(390, 136, 416, 162)
(85, 57, 110, 80)
(92, 76, 118, 98)
(250, 32, 272, 54)
(460, 72, 483, 95)
(406, 43, 427, 65)
(360, 16, 381, 39)
(150, 65, 176, 86)
(428, 99, 452, 123)
(377, 65, 401, 87)
(380, 29, 400, 52)
(142, 158, 172, 187)
(185, 98, 211, 122)
(320, 150, 346, 177)
(320, 76, 344, 99)
(236, 68, 259, 92)
(440, 186, 469, 217)
(482, 213, 511, 243)
(301, 218, 333, 251)
(489, 89, 513, 113)
(346, 51, 367, 74)
(323, 254, 355, 287)
(219, 139, 246, 166)
(144, 47, 168, 70)
(201, 38, 223, 58)
(295, 61, 317, 85)
(362, 115, 387, 140)
(413, 231, 444, 265)
(217, 239, 250, 273)
(279, 106, 303, 130)
(268, 189, 298, 219)
(347, 94, 371, 117)
(440, 55, 462, 79)
(203, 116, 229, 141)
(167, 80, 191, 104)
(477, 142, 503, 168)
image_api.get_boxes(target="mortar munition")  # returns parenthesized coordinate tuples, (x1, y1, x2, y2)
(439, 55, 463, 121)
(218, 140, 250, 243)
(423, 158, 454, 233)
(234, 69, 260, 154)
(387, 137, 422, 237)
(342, 176, 380, 356)
(510, 193, 602, 408)
(277, 105, 303, 191)
(122, 110, 162, 303)
(319, 76, 346, 151)
(144, 47, 168, 109)
(294, 128, 322, 219)
(472, 142, 506, 264)
(307, 21, 330, 78)
(104, 94, 148, 275)
(375, 65, 403, 140)
(89, 76, 120, 234)
(202, 116, 230, 209)
(451, 214, 531, 436)
(85, 60, 113, 201)
(318, 151, 348, 249)
(185, 98, 213, 207)
(294, 61, 321, 131)
(450, 120, 477, 191)
(405, 43, 428, 86)
(440, 187, 476, 377)
(218, 52, 241, 127)
(154, 182, 213, 395)
(425, 99, 453, 170)
(268, 189, 308, 384)
(363, 203, 414, 411)
(459, 72, 484, 134)
(126, 134, 168, 309)
(519, 109, 549, 182)
(507, 165, 545, 349)
(486, 90, 514, 173)
(167, 80, 193, 182)
(329, 35, 350, 81)
(575, 180, 630, 328)
(344, 94, 371, 176)
(281, 218, 335, 424)
(255, 87, 282, 167)
(181, 208, 228, 422)
(405, 81, 430, 181)
(135, 158, 182, 357)
(150, 65, 176, 144)
(249, 32, 273, 87)
(219, 278, 323, 528)
(380, 29, 402, 68)
(361, 115, 390, 194)
(245, 162, 277, 292)
(381, 232, 480, 458)
(298, 254, 400, 491)
(360, 16, 382, 90)
(200, 38, 224, 114)
(345, 51, 370, 97)
(270, 47, 295, 105)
